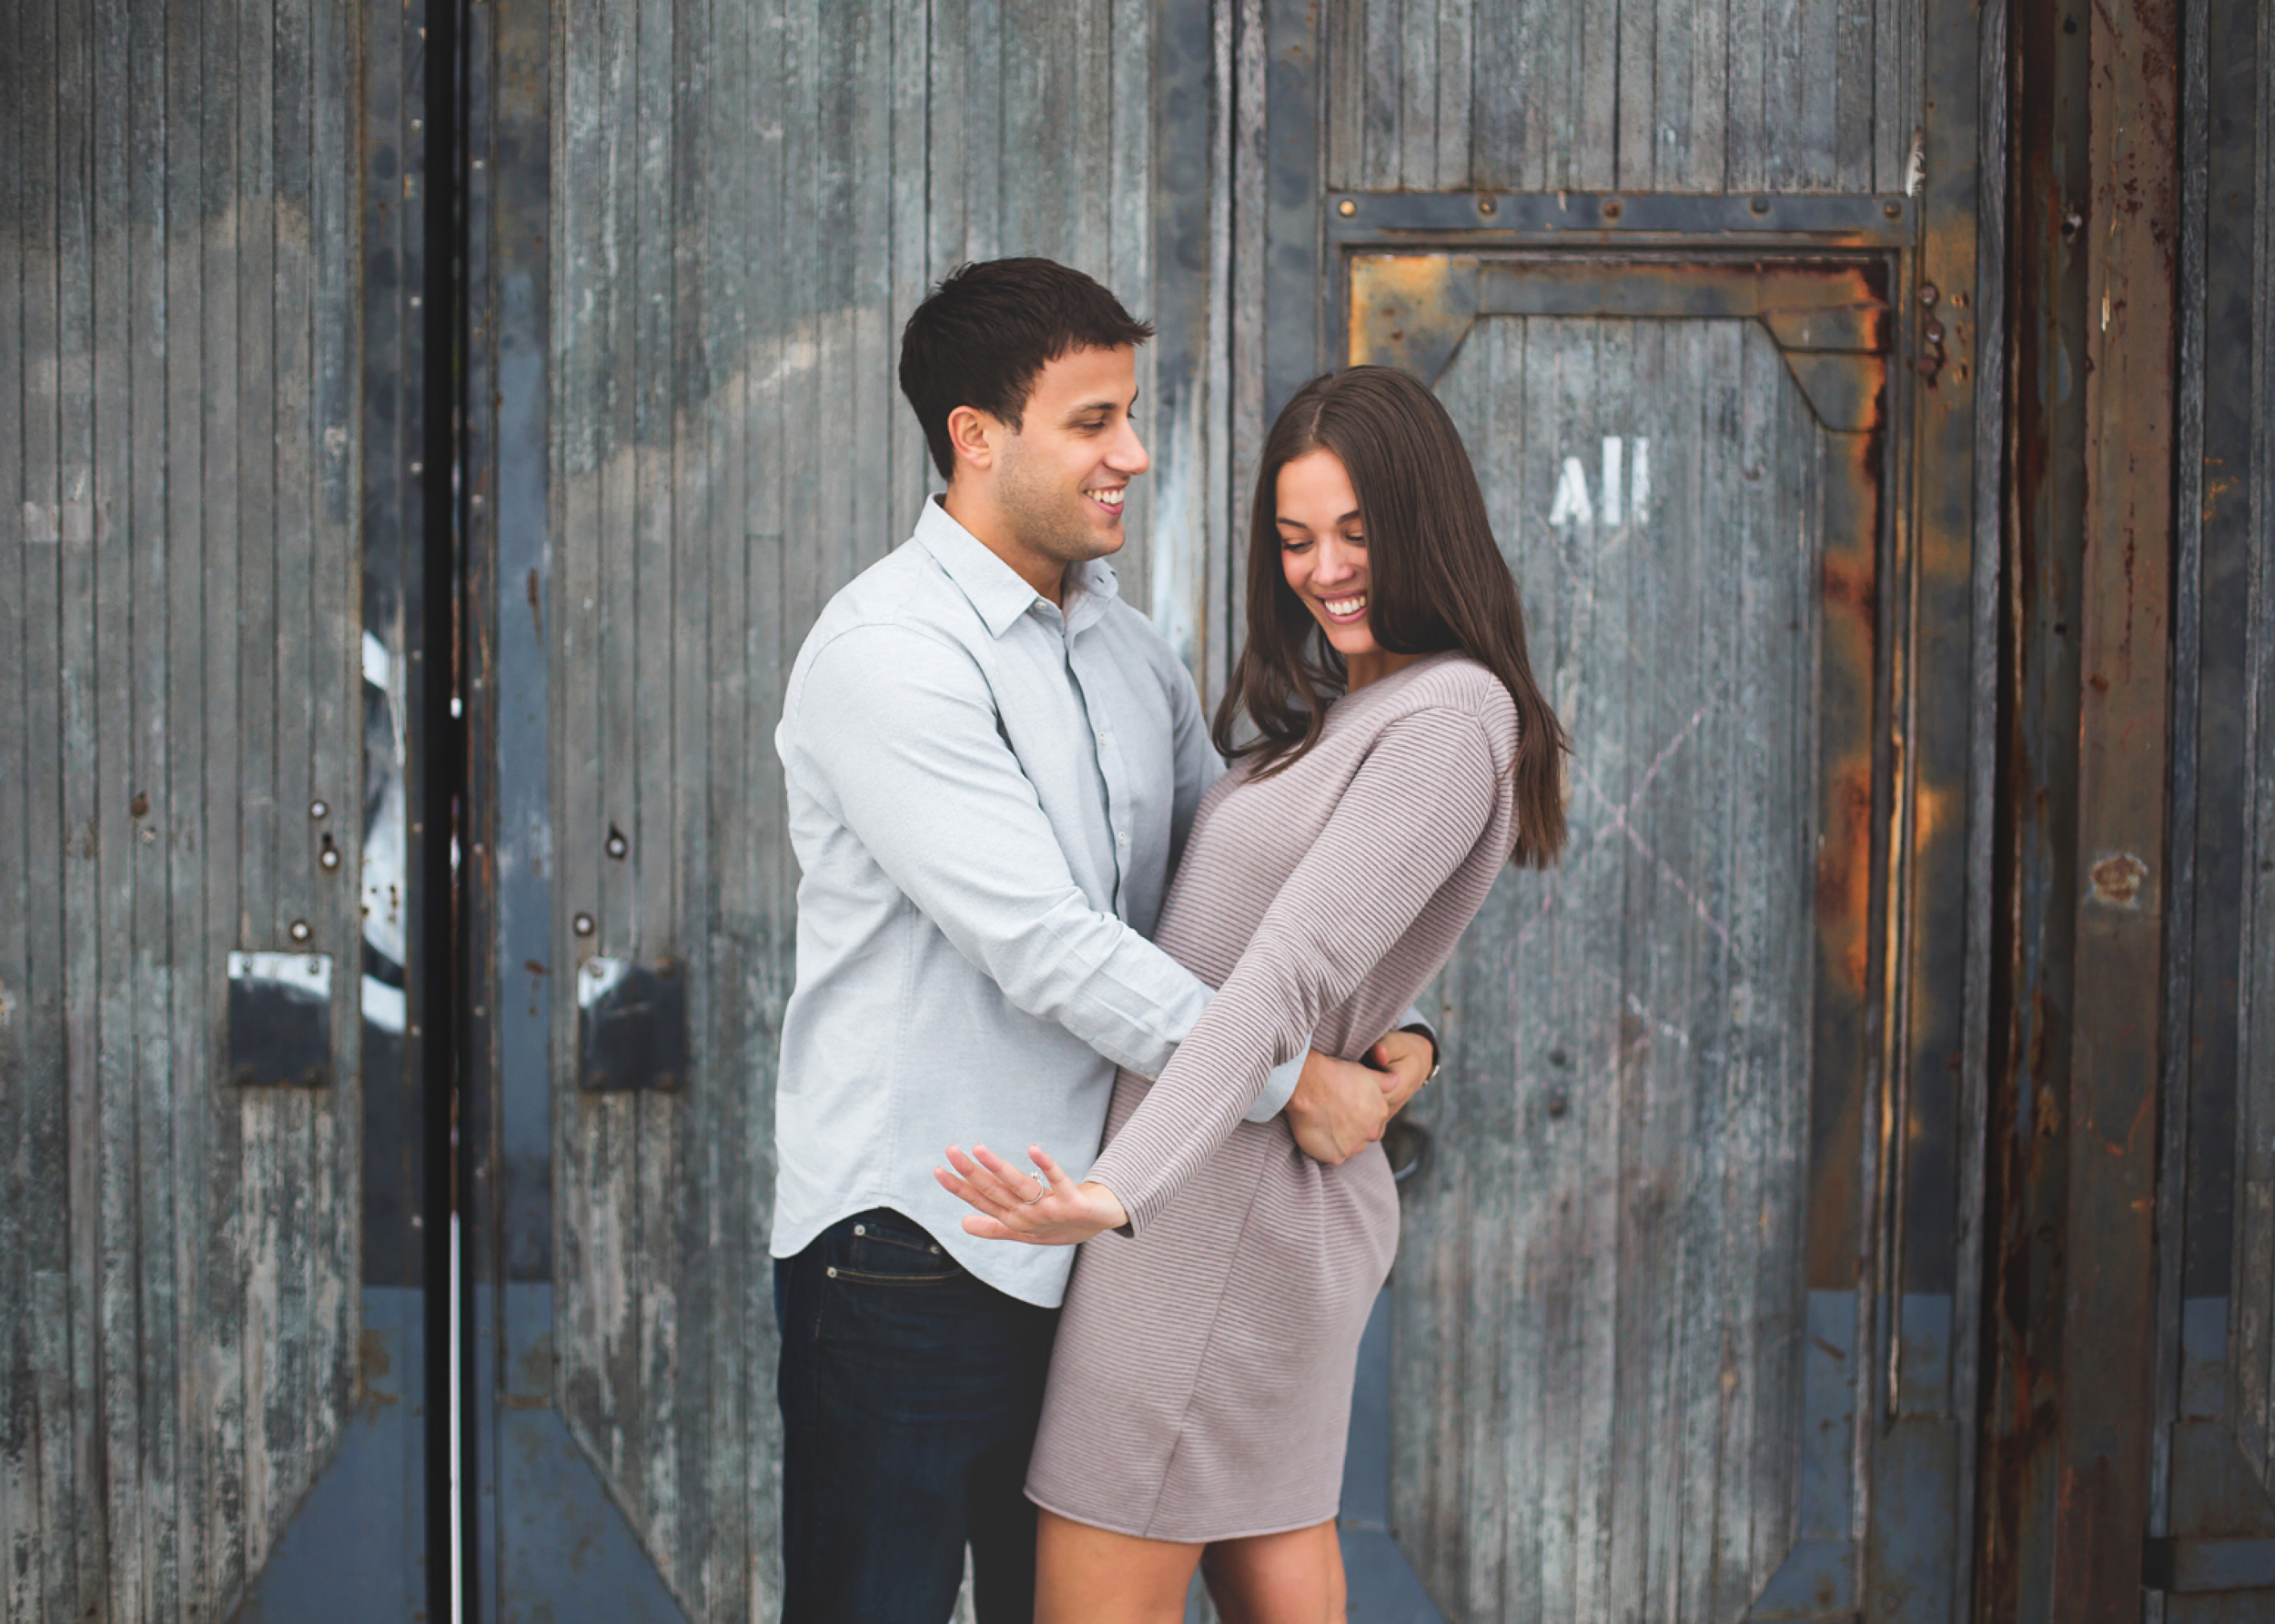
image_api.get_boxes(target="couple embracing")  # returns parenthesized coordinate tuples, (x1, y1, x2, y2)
(769, 257, 1565, 1623)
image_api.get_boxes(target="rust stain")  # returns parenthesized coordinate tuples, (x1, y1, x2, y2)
(1822, 550, 1878, 626)
(353, 1330, 401, 1422)
(2088, 852, 2147, 907)
(1817, 758, 1874, 991)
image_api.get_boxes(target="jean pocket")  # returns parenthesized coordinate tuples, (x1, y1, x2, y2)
(830, 1214, 963, 1286)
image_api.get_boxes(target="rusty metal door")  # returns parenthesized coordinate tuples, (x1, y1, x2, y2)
(1239, 4, 2002, 1620)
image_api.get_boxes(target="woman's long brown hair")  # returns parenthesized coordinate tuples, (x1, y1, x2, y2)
(1210, 366, 1568, 867)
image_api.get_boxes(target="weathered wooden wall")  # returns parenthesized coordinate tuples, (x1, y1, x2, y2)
(1398, 317, 1824, 1619)
(0, 0, 368, 1616)
(1321, 0, 1922, 195)
(537, 1, 1174, 1613)
(2216, 0, 2275, 1497)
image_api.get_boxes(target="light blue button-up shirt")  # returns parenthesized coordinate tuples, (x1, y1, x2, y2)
(770, 499, 1305, 1306)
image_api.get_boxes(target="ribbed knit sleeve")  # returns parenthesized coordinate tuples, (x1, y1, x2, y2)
(1085, 705, 1504, 1236)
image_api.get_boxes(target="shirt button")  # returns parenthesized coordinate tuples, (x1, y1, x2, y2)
(826, 1266, 838, 1278)
(852, 1224, 865, 1236)
(1117, 831, 1129, 846)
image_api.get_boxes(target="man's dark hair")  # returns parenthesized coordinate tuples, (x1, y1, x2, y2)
(898, 258, 1155, 480)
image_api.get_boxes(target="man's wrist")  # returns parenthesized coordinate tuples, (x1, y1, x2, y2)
(1399, 1023, 1441, 1079)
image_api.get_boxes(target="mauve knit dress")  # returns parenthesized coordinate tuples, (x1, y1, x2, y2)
(1026, 651, 1520, 1543)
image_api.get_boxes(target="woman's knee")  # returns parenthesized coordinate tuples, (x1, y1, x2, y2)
(1198, 1521, 1342, 1624)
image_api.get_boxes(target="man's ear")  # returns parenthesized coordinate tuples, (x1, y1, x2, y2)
(946, 404, 1000, 476)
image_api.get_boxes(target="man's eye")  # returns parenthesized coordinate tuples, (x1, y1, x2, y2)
(1078, 419, 1107, 432)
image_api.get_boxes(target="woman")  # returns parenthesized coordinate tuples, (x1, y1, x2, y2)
(936, 366, 1567, 1622)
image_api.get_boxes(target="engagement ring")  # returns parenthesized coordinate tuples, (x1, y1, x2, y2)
(1025, 1172, 1050, 1205)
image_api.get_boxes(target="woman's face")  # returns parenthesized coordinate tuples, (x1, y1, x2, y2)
(1276, 449, 1380, 660)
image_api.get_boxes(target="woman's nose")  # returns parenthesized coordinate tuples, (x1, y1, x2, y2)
(1311, 538, 1361, 583)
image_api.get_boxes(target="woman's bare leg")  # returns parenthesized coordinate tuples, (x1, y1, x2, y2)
(1035, 1508, 1202, 1624)
(1198, 1521, 1344, 1624)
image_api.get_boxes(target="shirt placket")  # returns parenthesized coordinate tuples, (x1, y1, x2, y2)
(1054, 614, 1131, 920)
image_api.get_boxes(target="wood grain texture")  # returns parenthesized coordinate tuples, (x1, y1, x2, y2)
(2234, 0, 2275, 1487)
(1321, 0, 1922, 194)
(1394, 316, 1822, 1620)
(0, 0, 368, 1611)
(541, 0, 1163, 1612)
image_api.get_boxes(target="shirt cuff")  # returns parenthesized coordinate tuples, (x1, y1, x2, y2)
(1243, 1051, 1307, 1124)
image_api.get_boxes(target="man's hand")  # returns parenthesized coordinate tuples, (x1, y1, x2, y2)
(1284, 1051, 1392, 1165)
(1369, 1027, 1436, 1116)
(1285, 1031, 1438, 1166)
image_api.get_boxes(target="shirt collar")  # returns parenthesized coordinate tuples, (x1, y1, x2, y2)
(914, 497, 1121, 640)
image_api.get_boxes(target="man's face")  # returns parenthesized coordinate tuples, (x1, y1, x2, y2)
(986, 345, 1150, 569)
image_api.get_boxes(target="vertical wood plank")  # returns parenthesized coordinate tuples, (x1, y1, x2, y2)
(1469, 0, 1522, 191)
(1109, 0, 1152, 595)
(0, 0, 36, 1608)
(267, 0, 320, 1539)
(1434, 0, 1473, 190)
(90, 0, 145, 1598)
(1684, 0, 1729, 190)
(1834, 0, 1876, 187)
(551, 0, 611, 1529)
(1727, 0, 1768, 189)
(1576, 0, 1619, 189)
(1361, 0, 1400, 190)
(888, 0, 929, 531)
(1793, 0, 1841, 186)
(308, 0, 358, 1519)
(197, 0, 248, 1591)
(1324, 0, 1366, 190)
(160, 0, 212, 1607)
(53, 0, 106, 1596)
(124, 0, 180, 1608)
(1617, 0, 1658, 189)
(1397, 0, 1436, 189)
(233, 0, 283, 1549)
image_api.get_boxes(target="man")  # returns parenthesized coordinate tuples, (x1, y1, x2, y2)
(769, 258, 1434, 1623)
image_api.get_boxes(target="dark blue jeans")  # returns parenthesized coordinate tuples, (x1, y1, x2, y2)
(774, 1206, 1060, 1624)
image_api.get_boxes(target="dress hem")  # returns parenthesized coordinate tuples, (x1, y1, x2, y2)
(1024, 1486, 1341, 1547)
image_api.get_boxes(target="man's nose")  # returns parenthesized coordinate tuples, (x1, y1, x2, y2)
(1108, 417, 1150, 477)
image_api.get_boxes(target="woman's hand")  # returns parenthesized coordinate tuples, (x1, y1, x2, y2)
(934, 1144, 1129, 1246)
